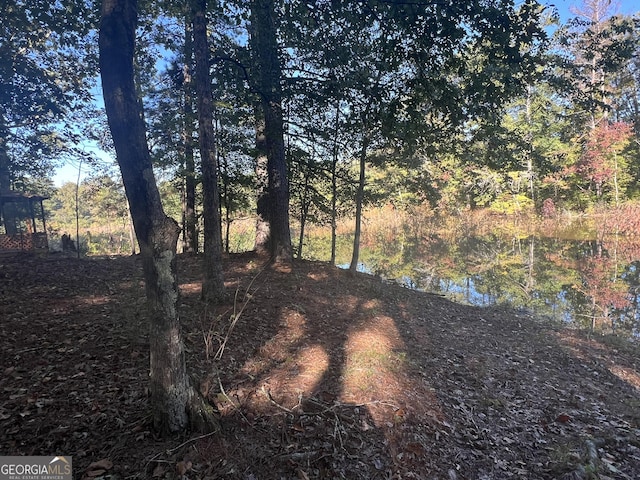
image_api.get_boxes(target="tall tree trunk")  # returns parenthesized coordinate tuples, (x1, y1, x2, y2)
(182, 12, 198, 253)
(192, 0, 225, 303)
(99, 0, 218, 435)
(127, 202, 137, 255)
(330, 103, 340, 265)
(0, 113, 12, 193)
(525, 84, 535, 202)
(297, 173, 310, 259)
(330, 162, 338, 265)
(218, 145, 232, 254)
(349, 135, 369, 273)
(0, 114, 17, 234)
(249, 0, 292, 264)
(253, 105, 271, 255)
(217, 150, 225, 251)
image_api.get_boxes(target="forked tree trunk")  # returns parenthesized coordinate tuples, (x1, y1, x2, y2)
(192, 0, 225, 303)
(99, 0, 218, 435)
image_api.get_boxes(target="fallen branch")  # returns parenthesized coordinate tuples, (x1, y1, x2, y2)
(215, 267, 264, 360)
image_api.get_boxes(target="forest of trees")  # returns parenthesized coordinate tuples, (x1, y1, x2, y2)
(2, 0, 639, 262)
(2, 0, 639, 433)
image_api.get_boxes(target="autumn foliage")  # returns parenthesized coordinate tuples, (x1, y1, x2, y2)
(577, 121, 633, 198)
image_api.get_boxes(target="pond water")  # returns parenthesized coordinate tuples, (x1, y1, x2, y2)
(329, 218, 640, 340)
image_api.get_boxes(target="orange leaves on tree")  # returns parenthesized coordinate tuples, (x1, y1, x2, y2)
(577, 121, 633, 195)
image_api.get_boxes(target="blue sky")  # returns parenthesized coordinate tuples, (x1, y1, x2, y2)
(550, 0, 639, 19)
(53, 0, 640, 187)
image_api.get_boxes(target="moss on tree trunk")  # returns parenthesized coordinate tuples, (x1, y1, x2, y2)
(99, 0, 219, 435)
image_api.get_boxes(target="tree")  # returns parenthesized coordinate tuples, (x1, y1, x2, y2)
(610, 14, 640, 131)
(577, 120, 633, 203)
(182, 5, 198, 254)
(482, 77, 577, 210)
(551, 2, 636, 206)
(99, 0, 218, 434)
(253, 105, 271, 255)
(565, 0, 633, 128)
(249, 0, 293, 264)
(301, 0, 547, 269)
(143, 28, 200, 254)
(0, 0, 97, 191)
(192, 0, 225, 303)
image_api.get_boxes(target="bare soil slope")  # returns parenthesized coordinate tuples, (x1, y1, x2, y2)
(0, 252, 638, 479)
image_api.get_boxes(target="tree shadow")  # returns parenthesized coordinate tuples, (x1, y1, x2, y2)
(188, 253, 640, 478)
(182, 255, 449, 478)
(1, 252, 638, 479)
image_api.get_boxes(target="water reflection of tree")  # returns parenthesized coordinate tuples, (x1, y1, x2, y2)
(573, 241, 628, 333)
(310, 213, 640, 340)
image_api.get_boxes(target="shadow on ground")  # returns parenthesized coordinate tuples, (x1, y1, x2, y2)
(0, 252, 638, 479)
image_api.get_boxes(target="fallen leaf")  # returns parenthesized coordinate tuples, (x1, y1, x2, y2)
(86, 469, 106, 477)
(176, 460, 192, 476)
(405, 442, 424, 455)
(88, 459, 113, 471)
(152, 464, 165, 477)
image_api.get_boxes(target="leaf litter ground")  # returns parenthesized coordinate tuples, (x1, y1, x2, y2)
(0, 252, 639, 479)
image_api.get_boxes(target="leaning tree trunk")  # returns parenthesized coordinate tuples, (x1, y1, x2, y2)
(192, 0, 225, 303)
(249, 0, 292, 264)
(99, 0, 218, 435)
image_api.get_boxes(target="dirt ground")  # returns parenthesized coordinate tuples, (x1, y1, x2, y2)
(0, 252, 638, 479)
